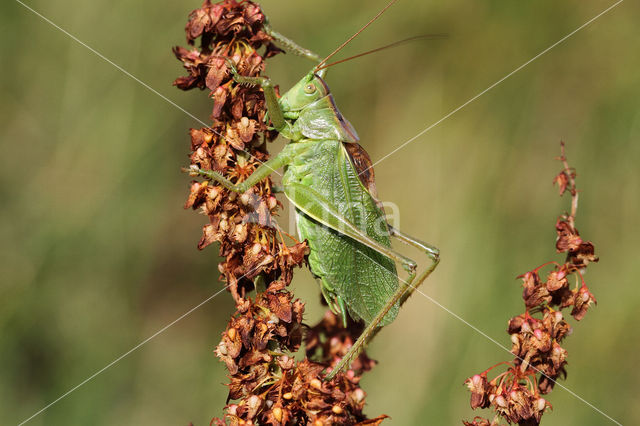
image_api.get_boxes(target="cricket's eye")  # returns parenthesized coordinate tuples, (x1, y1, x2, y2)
(304, 83, 316, 94)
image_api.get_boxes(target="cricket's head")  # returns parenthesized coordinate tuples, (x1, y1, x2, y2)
(279, 72, 330, 112)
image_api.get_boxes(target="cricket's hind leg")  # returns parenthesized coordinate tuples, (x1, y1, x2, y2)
(324, 225, 439, 381)
(388, 226, 440, 305)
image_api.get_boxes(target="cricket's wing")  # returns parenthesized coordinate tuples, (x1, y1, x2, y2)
(343, 142, 387, 211)
(283, 139, 399, 326)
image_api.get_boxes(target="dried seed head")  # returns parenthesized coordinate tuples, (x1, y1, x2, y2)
(464, 143, 598, 425)
(494, 395, 507, 408)
(227, 327, 237, 340)
(176, 0, 306, 300)
(272, 406, 283, 422)
(536, 397, 548, 412)
(465, 374, 491, 409)
(246, 395, 262, 419)
(352, 388, 365, 403)
(310, 378, 323, 391)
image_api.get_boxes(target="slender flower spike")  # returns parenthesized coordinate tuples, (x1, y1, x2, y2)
(463, 143, 598, 425)
(175, 0, 304, 300)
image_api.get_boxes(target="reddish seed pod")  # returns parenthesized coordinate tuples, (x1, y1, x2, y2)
(310, 379, 323, 391)
(494, 395, 508, 408)
(227, 327, 237, 341)
(272, 407, 283, 422)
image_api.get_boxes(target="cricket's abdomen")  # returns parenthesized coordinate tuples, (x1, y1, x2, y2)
(283, 139, 399, 326)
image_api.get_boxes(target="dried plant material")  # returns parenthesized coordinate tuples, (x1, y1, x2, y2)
(175, 0, 302, 300)
(212, 291, 377, 425)
(463, 142, 598, 425)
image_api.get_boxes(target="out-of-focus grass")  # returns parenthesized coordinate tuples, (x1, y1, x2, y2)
(1, 1, 638, 425)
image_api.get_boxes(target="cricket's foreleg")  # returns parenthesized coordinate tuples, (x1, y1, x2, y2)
(325, 227, 440, 381)
(263, 22, 322, 63)
(187, 150, 292, 193)
(226, 60, 286, 132)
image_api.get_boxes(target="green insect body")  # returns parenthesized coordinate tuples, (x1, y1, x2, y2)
(193, 27, 439, 380)
(285, 139, 399, 327)
(269, 73, 398, 327)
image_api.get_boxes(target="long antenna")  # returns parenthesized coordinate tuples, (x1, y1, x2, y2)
(315, 0, 400, 71)
(315, 34, 446, 71)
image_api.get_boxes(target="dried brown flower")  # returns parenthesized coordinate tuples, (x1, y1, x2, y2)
(212, 290, 383, 425)
(305, 311, 378, 375)
(175, 0, 303, 301)
(463, 417, 495, 426)
(464, 142, 598, 425)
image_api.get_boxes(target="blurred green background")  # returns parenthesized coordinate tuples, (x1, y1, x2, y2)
(1, 0, 638, 424)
